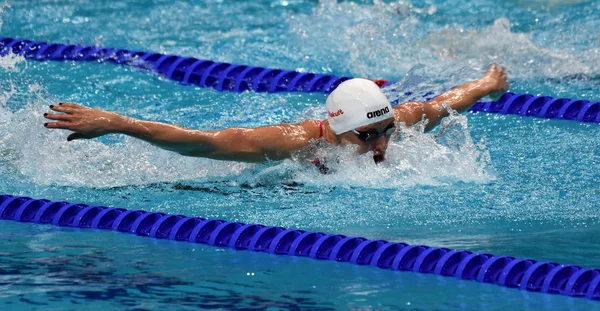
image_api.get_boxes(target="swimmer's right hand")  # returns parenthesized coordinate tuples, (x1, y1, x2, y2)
(479, 63, 509, 101)
(43, 102, 125, 141)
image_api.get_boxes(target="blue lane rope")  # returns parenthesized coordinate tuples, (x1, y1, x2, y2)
(1, 37, 599, 124)
(1, 194, 599, 300)
(471, 93, 600, 123)
(0, 37, 350, 93)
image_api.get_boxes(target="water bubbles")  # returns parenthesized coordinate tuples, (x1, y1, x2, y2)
(0, 52, 26, 73)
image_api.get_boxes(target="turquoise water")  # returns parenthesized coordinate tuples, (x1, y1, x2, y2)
(1, 0, 599, 310)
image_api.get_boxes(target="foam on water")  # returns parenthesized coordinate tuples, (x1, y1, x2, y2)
(0, 102, 257, 188)
(288, 1, 599, 82)
(422, 17, 597, 78)
(289, 0, 433, 77)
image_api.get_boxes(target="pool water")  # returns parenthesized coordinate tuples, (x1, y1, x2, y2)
(1, 0, 599, 310)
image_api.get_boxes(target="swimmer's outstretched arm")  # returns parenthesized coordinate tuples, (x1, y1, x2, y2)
(43, 103, 319, 162)
(393, 63, 509, 132)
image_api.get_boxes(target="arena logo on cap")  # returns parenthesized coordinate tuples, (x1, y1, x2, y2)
(328, 109, 344, 118)
(366, 107, 390, 119)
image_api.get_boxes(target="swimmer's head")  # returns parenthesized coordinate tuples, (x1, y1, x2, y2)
(325, 78, 395, 163)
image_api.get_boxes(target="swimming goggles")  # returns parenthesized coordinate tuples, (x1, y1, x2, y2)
(352, 123, 396, 141)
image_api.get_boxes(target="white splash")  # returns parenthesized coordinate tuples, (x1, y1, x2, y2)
(291, 0, 435, 78)
(0, 84, 257, 188)
(291, 112, 494, 189)
(421, 17, 596, 78)
(292, 2, 598, 80)
(1, 112, 258, 188)
(0, 52, 25, 73)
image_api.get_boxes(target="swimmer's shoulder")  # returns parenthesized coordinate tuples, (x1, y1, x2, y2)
(296, 119, 325, 140)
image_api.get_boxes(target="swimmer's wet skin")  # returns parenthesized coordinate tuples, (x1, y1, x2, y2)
(43, 64, 508, 164)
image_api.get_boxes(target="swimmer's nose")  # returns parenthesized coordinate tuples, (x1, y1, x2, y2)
(371, 137, 388, 155)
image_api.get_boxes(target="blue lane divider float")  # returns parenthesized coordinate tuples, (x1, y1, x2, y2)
(471, 92, 600, 123)
(0, 36, 350, 94)
(1, 37, 599, 124)
(1, 194, 599, 300)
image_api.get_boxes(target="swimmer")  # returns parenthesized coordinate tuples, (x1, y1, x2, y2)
(43, 64, 508, 164)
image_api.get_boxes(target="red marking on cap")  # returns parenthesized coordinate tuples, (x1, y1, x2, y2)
(328, 109, 344, 118)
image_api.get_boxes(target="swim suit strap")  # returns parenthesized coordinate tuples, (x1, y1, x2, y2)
(314, 120, 324, 138)
(319, 121, 324, 138)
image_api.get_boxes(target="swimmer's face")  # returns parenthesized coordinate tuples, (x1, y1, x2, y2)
(338, 117, 395, 164)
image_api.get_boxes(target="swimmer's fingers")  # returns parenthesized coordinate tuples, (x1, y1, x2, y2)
(487, 63, 506, 74)
(48, 102, 86, 114)
(494, 65, 506, 75)
(49, 104, 77, 114)
(44, 122, 91, 141)
(43, 113, 72, 121)
(44, 121, 72, 129)
(57, 102, 83, 108)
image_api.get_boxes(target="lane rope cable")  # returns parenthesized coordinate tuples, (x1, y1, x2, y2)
(1, 194, 599, 301)
(0, 37, 598, 123)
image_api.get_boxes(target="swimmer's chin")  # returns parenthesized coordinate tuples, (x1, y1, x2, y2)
(373, 155, 385, 164)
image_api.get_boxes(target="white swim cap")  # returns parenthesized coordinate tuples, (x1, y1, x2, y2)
(325, 78, 394, 134)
